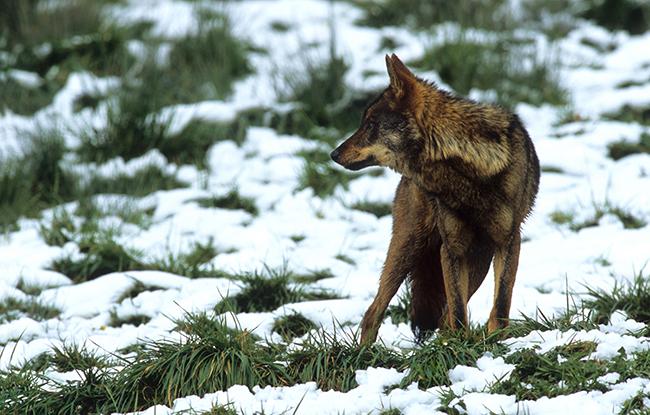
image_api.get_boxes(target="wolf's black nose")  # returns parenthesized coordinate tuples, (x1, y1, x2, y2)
(330, 147, 341, 162)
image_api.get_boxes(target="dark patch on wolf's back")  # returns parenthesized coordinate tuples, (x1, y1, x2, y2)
(482, 125, 502, 142)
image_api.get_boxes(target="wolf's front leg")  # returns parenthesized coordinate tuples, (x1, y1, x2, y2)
(360, 232, 416, 345)
(488, 231, 521, 333)
(360, 178, 435, 345)
(440, 246, 471, 329)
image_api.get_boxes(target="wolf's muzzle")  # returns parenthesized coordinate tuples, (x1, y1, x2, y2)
(330, 147, 342, 163)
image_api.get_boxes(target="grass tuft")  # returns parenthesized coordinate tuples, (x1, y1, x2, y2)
(163, 11, 253, 104)
(273, 312, 317, 342)
(401, 328, 506, 389)
(110, 313, 289, 411)
(0, 127, 79, 231)
(583, 270, 650, 325)
(108, 311, 152, 328)
(194, 189, 259, 216)
(0, 341, 116, 414)
(604, 105, 650, 126)
(215, 267, 340, 314)
(50, 229, 145, 283)
(550, 201, 646, 232)
(286, 330, 403, 391)
(150, 238, 231, 279)
(351, 200, 392, 218)
(84, 165, 186, 197)
(607, 133, 650, 161)
(0, 296, 61, 324)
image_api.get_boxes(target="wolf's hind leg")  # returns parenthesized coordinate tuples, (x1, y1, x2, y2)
(488, 231, 521, 333)
(410, 234, 446, 341)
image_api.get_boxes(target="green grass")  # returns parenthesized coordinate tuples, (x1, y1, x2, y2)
(607, 133, 650, 161)
(0, 75, 60, 116)
(277, 34, 380, 144)
(351, 200, 392, 218)
(550, 201, 646, 232)
(75, 197, 154, 229)
(214, 267, 340, 314)
(194, 189, 259, 216)
(619, 391, 650, 415)
(40, 200, 153, 248)
(49, 343, 113, 373)
(108, 311, 152, 327)
(39, 208, 77, 246)
(15, 279, 46, 296)
(78, 79, 249, 167)
(77, 62, 173, 164)
(109, 313, 289, 411)
(581, 0, 650, 35)
(401, 328, 507, 389)
(604, 105, 650, 126)
(411, 34, 567, 109)
(163, 119, 234, 169)
(541, 165, 566, 174)
(334, 253, 355, 265)
(291, 269, 336, 284)
(50, 229, 145, 283)
(116, 279, 166, 304)
(161, 11, 253, 104)
(386, 290, 411, 326)
(0, 127, 79, 231)
(583, 270, 650, 325)
(2, 303, 645, 412)
(0, 1, 139, 115)
(273, 312, 317, 342)
(491, 345, 650, 400)
(0, 296, 60, 324)
(84, 165, 186, 197)
(150, 239, 232, 279)
(297, 160, 361, 198)
(0, 357, 117, 414)
(50, 227, 232, 282)
(350, 0, 511, 31)
(2, 0, 106, 48)
(286, 330, 403, 392)
(2, 128, 180, 233)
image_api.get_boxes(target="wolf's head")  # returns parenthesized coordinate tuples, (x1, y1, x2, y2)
(330, 54, 427, 174)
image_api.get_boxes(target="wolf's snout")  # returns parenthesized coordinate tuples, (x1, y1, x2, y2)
(330, 147, 342, 163)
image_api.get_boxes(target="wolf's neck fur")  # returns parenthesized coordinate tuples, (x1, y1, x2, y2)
(412, 81, 512, 177)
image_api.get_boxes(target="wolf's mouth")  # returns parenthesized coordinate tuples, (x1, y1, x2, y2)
(345, 156, 377, 171)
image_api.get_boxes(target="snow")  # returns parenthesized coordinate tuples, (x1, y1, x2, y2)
(2, 0, 650, 414)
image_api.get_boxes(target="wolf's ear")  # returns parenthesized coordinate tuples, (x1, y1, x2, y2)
(385, 54, 416, 99)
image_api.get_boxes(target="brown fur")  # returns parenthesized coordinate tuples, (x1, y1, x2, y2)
(331, 54, 540, 343)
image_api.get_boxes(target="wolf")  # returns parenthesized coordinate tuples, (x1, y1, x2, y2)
(330, 54, 540, 344)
